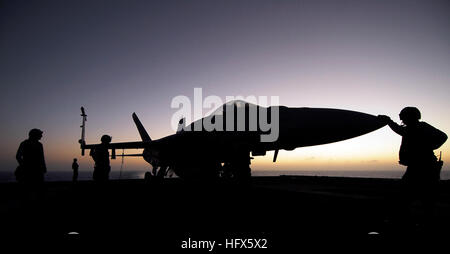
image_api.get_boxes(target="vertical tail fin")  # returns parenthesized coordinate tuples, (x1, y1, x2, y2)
(132, 113, 151, 142)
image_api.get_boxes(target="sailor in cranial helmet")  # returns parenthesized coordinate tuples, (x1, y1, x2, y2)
(378, 107, 447, 221)
(90, 134, 112, 182)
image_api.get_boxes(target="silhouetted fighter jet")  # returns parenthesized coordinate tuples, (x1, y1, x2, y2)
(79, 101, 386, 179)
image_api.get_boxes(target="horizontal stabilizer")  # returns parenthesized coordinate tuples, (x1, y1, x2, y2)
(114, 153, 144, 157)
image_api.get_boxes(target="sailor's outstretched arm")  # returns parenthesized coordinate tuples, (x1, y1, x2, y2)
(378, 115, 405, 136)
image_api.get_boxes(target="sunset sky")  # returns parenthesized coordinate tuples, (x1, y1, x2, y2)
(1, 0, 449, 180)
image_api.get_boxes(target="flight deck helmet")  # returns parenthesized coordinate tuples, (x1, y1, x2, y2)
(399, 107, 421, 124)
(28, 128, 43, 140)
(101, 135, 112, 144)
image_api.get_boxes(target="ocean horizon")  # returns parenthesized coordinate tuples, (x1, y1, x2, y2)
(1, 169, 449, 183)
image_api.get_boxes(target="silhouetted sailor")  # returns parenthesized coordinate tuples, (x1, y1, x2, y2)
(16, 128, 47, 184)
(379, 108, 447, 182)
(379, 107, 447, 225)
(90, 135, 112, 182)
(72, 158, 79, 182)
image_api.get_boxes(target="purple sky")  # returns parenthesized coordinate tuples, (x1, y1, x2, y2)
(1, 0, 449, 179)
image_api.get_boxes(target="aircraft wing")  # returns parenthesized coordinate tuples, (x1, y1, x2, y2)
(115, 153, 144, 157)
(81, 141, 154, 159)
(82, 141, 149, 150)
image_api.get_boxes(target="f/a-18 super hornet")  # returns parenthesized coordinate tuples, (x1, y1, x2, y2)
(79, 101, 386, 179)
